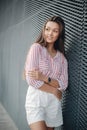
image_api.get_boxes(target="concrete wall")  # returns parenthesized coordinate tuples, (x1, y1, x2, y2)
(0, 1, 32, 129)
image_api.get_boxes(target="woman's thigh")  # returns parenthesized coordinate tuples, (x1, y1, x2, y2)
(29, 121, 47, 130)
(47, 127, 54, 130)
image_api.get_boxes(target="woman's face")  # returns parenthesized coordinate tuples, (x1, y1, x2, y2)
(44, 21, 60, 44)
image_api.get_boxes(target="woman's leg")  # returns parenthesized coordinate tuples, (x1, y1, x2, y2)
(29, 121, 47, 130)
(47, 127, 54, 130)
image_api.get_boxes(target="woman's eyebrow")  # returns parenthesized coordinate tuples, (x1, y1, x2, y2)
(46, 26, 59, 30)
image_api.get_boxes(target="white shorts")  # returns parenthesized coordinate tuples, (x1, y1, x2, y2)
(25, 86, 63, 127)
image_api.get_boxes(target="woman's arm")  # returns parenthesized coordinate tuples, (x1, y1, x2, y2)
(28, 70, 62, 99)
(24, 43, 44, 88)
(57, 57, 68, 91)
(28, 70, 59, 88)
(44, 57, 68, 91)
(39, 83, 62, 100)
(28, 69, 62, 99)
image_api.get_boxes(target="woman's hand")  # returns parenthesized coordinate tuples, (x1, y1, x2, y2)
(28, 70, 45, 81)
(53, 88, 62, 100)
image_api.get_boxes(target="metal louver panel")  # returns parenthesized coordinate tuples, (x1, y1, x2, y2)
(24, 0, 87, 130)
(77, 1, 87, 129)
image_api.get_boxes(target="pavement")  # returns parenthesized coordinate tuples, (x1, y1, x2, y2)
(0, 102, 18, 130)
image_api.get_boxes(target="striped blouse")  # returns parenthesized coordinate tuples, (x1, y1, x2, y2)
(25, 43, 68, 91)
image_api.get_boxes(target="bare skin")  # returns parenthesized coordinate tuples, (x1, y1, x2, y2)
(29, 121, 54, 130)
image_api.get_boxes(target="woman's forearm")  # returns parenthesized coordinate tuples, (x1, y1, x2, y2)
(38, 83, 55, 94)
(27, 70, 62, 99)
(43, 76, 60, 88)
(28, 70, 60, 89)
(38, 83, 62, 100)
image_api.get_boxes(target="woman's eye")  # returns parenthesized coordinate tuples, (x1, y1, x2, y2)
(54, 30, 58, 33)
(45, 28, 50, 31)
(45, 28, 59, 33)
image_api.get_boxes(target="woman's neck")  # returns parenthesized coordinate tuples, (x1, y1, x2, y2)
(47, 44, 54, 52)
(46, 44, 57, 58)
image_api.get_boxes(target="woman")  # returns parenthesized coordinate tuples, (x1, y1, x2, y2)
(24, 16, 68, 130)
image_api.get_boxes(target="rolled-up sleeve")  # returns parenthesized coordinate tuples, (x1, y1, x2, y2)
(24, 43, 44, 88)
(57, 57, 68, 91)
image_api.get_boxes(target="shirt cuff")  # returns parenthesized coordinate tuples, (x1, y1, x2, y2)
(57, 79, 65, 91)
(32, 80, 44, 89)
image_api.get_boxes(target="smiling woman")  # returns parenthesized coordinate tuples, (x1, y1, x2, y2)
(24, 16, 68, 130)
(44, 21, 60, 45)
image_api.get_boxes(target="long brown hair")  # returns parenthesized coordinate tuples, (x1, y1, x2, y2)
(36, 16, 65, 55)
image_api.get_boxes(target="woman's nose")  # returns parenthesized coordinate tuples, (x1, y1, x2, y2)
(48, 30, 53, 35)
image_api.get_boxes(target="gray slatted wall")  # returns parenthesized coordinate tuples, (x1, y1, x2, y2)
(24, 0, 87, 130)
(77, 1, 87, 129)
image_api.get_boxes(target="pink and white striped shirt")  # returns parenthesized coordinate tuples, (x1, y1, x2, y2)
(25, 43, 68, 91)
